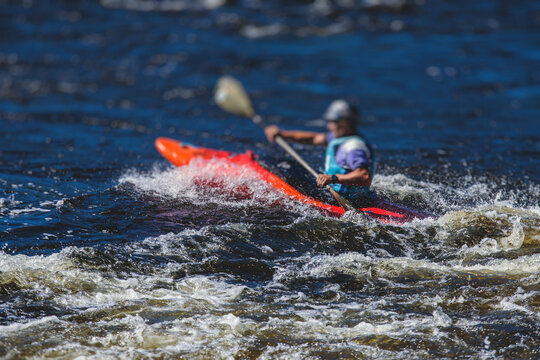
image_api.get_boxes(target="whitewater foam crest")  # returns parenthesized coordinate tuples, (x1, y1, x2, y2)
(273, 251, 540, 288)
(371, 173, 448, 211)
(119, 160, 320, 216)
(0, 246, 247, 311)
(260, 304, 453, 342)
(0, 249, 72, 273)
(132, 230, 216, 258)
(0, 315, 62, 335)
(495, 288, 538, 318)
(375, 173, 539, 216)
(439, 204, 539, 254)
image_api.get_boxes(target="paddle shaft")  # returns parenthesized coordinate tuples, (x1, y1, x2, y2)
(252, 115, 356, 212)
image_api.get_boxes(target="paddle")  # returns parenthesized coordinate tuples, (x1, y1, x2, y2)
(214, 75, 358, 213)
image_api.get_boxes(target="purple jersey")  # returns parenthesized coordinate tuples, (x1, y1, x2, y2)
(326, 132, 372, 171)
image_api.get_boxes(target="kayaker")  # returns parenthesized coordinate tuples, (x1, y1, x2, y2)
(264, 99, 375, 203)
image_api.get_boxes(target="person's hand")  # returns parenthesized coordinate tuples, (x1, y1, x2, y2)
(264, 125, 280, 143)
(316, 174, 335, 187)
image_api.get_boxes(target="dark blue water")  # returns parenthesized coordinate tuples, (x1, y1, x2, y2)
(1, 0, 539, 358)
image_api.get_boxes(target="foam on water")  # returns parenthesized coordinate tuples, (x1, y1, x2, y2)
(272, 251, 540, 286)
(372, 173, 447, 211)
(119, 159, 324, 217)
(1, 214, 539, 358)
(0, 188, 68, 225)
(374, 172, 540, 214)
(0, 247, 258, 358)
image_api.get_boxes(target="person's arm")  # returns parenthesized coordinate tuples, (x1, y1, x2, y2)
(264, 125, 326, 145)
(316, 168, 372, 188)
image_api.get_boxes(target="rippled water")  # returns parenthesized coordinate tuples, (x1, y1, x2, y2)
(1, 0, 539, 358)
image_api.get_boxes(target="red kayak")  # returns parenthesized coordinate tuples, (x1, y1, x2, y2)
(155, 137, 432, 224)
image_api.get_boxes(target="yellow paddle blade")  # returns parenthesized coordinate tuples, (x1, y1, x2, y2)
(214, 76, 255, 118)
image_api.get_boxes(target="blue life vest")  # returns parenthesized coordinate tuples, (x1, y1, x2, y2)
(324, 135, 374, 199)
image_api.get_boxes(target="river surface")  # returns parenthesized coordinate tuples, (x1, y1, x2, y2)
(1, 0, 539, 358)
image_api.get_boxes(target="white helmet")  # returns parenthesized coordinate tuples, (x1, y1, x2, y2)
(323, 99, 358, 123)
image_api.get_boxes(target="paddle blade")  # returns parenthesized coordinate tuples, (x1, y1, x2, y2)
(214, 76, 255, 118)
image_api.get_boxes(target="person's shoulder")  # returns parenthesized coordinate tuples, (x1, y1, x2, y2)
(340, 136, 370, 153)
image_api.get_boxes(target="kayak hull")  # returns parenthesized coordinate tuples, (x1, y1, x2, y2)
(155, 137, 432, 224)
